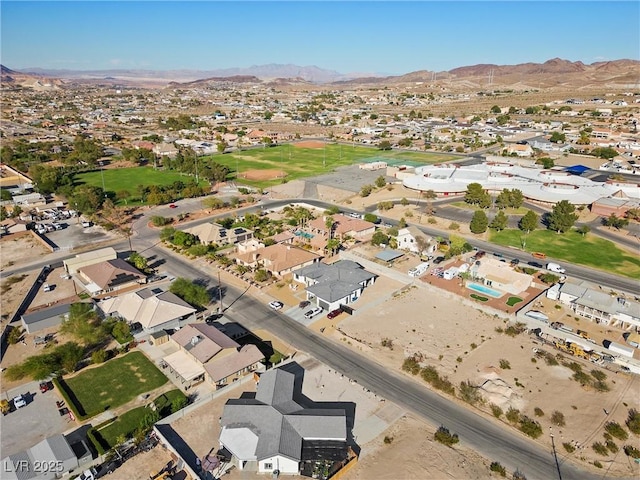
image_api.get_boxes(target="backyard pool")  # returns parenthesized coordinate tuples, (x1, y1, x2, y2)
(294, 231, 314, 239)
(467, 282, 503, 298)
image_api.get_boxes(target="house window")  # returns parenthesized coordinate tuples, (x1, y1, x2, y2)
(264, 463, 273, 470)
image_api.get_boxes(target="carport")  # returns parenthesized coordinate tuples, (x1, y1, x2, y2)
(375, 249, 404, 263)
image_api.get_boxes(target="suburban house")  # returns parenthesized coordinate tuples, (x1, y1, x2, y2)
(270, 231, 296, 245)
(237, 238, 266, 254)
(547, 281, 640, 330)
(97, 288, 197, 333)
(153, 142, 179, 158)
(76, 258, 146, 296)
(219, 366, 350, 475)
(235, 244, 322, 278)
(63, 247, 118, 275)
(184, 222, 253, 246)
(293, 260, 376, 311)
(21, 302, 73, 334)
(162, 323, 264, 390)
(396, 226, 435, 255)
(308, 214, 376, 241)
(2, 433, 91, 480)
(505, 143, 534, 157)
(469, 258, 533, 296)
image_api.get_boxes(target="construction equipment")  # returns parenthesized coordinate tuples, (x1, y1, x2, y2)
(566, 342, 589, 360)
(1, 399, 12, 415)
(554, 340, 572, 354)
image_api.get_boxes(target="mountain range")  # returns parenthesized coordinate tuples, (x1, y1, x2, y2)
(3, 59, 639, 89)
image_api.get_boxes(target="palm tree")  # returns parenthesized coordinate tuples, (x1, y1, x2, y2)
(325, 216, 334, 240)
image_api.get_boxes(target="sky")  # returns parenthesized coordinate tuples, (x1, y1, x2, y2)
(1, 1, 639, 74)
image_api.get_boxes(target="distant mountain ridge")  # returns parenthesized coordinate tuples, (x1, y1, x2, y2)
(5, 58, 640, 89)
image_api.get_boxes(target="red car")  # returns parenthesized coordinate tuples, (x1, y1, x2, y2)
(39, 381, 53, 393)
(327, 309, 343, 319)
(169, 204, 178, 209)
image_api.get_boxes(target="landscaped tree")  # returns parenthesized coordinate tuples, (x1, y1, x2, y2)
(371, 231, 389, 246)
(464, 183, 491, 208)
(326, 238, 341, 256)
(550, 132, 566, 143)
(375, 175, 387, 188)
(536, 157, 555, 169)
(128, 252, 148, 271)
(169, 278, 211, 308)
(360, 184, 373, 197)
(424, 189, 437, 214)
(56, 341, 84, 373)
(603, 214, 629, 230)
(60, 303, 106, 345)
(325, 216, 334, 239)
(625, 208, 640, 221)
(519, 210, 539, 233)
(509, 189, 524, 209)
(378, 140, 392, 151)
(576, 225, 591, 237)
(470, 210, 489, 234)
(363, 213, 379, 224)
(490, 211, 508, 231)
(490, 105, 502, 114)
(494, 189, 511, 210)
(547, 200, 578, 233)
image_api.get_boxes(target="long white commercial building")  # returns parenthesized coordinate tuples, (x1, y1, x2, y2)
(402, 161, 640, 205)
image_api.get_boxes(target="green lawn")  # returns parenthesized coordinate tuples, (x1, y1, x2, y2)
(63, 351, 168, 418)
(96, 389, 186, 449)
(207, 143, 455, 188)
(470, 294, 489, 302)
(506, 296, 523, 307)
(75, 167, 209, 204)
(489, 229, 640, 279)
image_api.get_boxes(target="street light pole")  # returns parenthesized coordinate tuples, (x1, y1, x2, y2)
(99, 161, 106, 192)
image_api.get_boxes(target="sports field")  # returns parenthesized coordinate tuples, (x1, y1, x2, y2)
(489, 229, 640, 279)
(208, 143, 456, 188)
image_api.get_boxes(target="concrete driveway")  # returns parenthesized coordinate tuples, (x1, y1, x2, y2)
(1, 380, 73, 457)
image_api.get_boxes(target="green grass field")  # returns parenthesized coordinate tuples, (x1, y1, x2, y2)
(63, 352, 168, 418)
(96, 389, 186, 449)
(75, 167, 209, 205)
(489, 229, 640, 279)
(208, 143, 455, 188)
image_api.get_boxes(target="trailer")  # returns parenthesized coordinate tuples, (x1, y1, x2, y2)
(607, 341, 635, 358)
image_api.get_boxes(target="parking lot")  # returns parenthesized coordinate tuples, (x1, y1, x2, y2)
(44, 222, 120, 251)
(1, 380, 72, 457)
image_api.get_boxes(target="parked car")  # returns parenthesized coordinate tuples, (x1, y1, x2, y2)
(304, 307, 323, 320)
(268, 301, 284, 310)
(169, 204, 178, 209)
(527, 261, 543, 269)
(81, 221, 93, 228)
(299, 300, 310, 309)
(433, 257, 445, 265)
(39, 381, 53, 393)
(43, 283, 52, 292)
(13, 394, 27, 408)
(510, 258, 520, 266)
(327, 309, 343, 319)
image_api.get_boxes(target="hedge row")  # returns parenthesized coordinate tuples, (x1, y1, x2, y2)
(52, 376, 86, 420)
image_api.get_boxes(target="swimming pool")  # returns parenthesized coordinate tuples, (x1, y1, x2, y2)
(294, 231, 314, 239)
(467, 282, 503, 298)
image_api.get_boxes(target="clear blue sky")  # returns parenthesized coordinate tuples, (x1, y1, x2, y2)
(2, 1, 638, 74)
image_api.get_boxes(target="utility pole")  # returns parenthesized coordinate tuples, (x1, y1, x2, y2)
(99, 161, 106, 192)
(217, 271, 223, 314)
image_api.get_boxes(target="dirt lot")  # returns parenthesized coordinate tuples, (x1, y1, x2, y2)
(331, 253, 640, 478)
(0, 232, 49, 271)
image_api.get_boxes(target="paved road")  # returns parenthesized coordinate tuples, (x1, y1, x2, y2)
(3, 198, 636, 478)
(126, 211, 601, 480)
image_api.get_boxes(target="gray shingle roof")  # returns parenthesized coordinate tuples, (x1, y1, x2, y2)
(21, 303, 72, 325)
(220, 368, 346, 463)
(294, 260, 376, 303)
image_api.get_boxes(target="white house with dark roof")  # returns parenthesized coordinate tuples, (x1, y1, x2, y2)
(293, 260, 376, 311)
(219, 367, 349, 475)
(2, 434, 81, 480)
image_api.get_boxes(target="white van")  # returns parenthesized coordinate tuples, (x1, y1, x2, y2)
(546, 263, 566, 274)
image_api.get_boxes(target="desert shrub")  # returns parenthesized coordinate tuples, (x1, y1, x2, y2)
(420, 365, 439, 383)
(623, 445, 640, 458)
(434, 426, 459, 447)
(593, 380, 610, 392)
(565, 361, 582, 373)
(518, 416, 543, 438)
(533, 407, 544, 417)
(591, 369, 607, 382)
(572, 371, 592, 386)
(419, 365, 455, 395)
(381, 338, 394, 350)
(490, 404, 503, 418)
(626, 409, 640, 435)
(489, 462, 506, 477)
(506, 407, 521, 424)
(448, 222, 460, 231)
(605, 439, 618, 454)
(7, 326, 24, 345)
(592, 442, 609, 456)
(499, 359, 511, 369)
(593, 461, 603, 469)
(562, 442, 576, 453)
(604, 421, 628, 440)
(504, 323, 526, 337)
(151, 216, 171, 227)
(402, 356, 421, 375)
(383, 436, 393, 444)
(551, 411, 566, 427)
(458, 380, 483, 406)
(543, 352, 558, 366)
